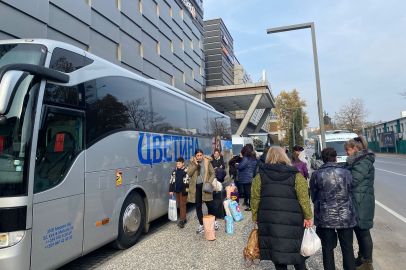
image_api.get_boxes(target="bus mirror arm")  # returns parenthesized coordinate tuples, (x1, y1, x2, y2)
(0, 64, 70, 84)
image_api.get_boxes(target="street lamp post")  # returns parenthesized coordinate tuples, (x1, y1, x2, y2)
(267, 22, 326, 149)
(286, 107, 305, 146)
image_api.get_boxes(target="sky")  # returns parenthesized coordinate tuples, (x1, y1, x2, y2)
(203, 0, 406, 127)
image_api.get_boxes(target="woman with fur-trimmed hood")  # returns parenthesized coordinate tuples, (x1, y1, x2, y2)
(187, 149, 217, 234)
(344, 135, 375, 270)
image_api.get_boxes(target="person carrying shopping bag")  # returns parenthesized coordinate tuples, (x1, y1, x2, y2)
(344, 136, 375, 270)
(251, 146, 312, 270)
(187, 149, 218, 234)
(310, 147, 357, 270)
(169, 157, 190, 228)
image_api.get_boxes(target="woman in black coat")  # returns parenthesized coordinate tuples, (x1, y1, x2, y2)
(211, 148, 226, 182)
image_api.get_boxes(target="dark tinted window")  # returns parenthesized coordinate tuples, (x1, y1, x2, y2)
(186, 102, 208, 136)
(85, 77, 151, 144)
(44, 83, 85, 107)
(150, 88, 187, 134)
(49, 48, 93, 73)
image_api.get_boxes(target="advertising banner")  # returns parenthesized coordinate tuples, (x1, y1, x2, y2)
(379, 131, 396, 148)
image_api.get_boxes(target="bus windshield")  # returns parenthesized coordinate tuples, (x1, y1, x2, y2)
(249, 134, 268, 152)
(0, 43, 47, 68)
(326, 141, 347, 156)
(0, 75, 41, 197)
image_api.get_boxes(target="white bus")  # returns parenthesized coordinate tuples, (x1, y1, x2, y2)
(0, 39, 232, 270)
(310, 130, 357, 169)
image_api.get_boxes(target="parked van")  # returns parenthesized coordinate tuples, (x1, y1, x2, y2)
(232, 135, 254, 156)
(311, 130, 357, 169)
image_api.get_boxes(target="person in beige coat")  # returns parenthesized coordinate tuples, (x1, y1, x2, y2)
(187, 149, 217, 234)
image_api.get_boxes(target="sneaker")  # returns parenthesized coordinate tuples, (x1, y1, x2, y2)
(184, 218, 188, 224)
(196, 225, 204, 234)
(245, 208, 251, 211)
(214, 220, 219, 231)
(177, 220, 185, 228)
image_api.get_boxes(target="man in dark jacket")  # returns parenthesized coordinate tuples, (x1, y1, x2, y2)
(211, 148, 226, 182)
(310, 148, 357, 270)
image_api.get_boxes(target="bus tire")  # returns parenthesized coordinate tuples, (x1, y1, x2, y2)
(111, 192, 145, 249)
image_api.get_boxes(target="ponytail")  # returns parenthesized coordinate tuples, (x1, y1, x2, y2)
(344, 135, 367, 151)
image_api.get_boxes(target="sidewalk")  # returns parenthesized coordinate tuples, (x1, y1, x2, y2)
(98, 203, 358, 270)
(375, 152, 406, 159)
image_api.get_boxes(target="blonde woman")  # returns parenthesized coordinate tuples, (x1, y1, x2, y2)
(251, 146, 312, 270)
(344, 136, 375, 270)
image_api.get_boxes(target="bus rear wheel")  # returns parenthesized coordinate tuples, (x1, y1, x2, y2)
(111, 192, 145, 249)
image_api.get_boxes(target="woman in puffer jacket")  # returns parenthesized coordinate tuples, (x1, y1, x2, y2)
(236, 146, 257, 210)
(293, 146, 310, 172)
(310, 147, 357, 270)
(344, 135, 375, 270)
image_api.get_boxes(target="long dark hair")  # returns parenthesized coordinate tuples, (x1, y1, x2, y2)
(292, 152, 300, 165)
(241, 146, 256, 161)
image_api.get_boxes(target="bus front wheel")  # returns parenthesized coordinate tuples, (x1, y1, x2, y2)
(111, 192, 146, 249)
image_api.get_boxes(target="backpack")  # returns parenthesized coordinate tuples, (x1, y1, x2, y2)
(253, 158, 264, 178)
(243, 224, 260, 268)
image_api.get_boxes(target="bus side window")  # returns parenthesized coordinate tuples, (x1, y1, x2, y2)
(34, 112, 83, 193)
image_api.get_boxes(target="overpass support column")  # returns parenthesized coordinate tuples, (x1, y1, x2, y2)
(254, 108, 271, 133)
(236, 94, 262, 135)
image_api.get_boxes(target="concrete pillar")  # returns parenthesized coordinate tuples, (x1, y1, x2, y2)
(254, 108, 271, 133)
(235, 94, 262, 135)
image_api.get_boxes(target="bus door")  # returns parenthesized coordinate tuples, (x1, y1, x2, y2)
(30, 105, 85, 270)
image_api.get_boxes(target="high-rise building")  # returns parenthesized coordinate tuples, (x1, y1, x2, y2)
(0, 0, 206, 99)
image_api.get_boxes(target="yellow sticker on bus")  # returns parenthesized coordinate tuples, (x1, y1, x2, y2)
(116, 170, 122, 186)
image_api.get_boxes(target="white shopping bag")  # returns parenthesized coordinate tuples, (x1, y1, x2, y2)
(300, 228, 321, 256)
(168, 196, 177, 221)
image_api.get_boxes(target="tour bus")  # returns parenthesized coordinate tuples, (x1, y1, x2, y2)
(311, 130, 357, 169)
(0, 39, 232, 270)
(247, 133, 275, 156)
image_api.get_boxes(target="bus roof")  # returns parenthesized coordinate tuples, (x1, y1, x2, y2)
(0, 39, 222, 116)
(316, 132, 358, 142)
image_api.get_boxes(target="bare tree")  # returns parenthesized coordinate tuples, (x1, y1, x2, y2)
(334, 98, 370, 133)
(124, 98, 166, 130)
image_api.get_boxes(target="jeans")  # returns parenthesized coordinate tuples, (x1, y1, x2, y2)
(175, 192, 188, 221)
(274, 261, 307, 270)
(316, 227, 356, 270)
(243, 183, 252, 206)
(195, 183, 215, 225)
(354, 226, 373, 260)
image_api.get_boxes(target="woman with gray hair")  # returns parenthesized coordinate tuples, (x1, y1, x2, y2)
(251, 146, 312, 270)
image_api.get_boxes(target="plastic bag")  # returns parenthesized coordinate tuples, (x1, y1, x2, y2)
(203, 215, 216, 241)
(224, 199, 232, 217)
(300, 228, 321, 256)
(224, 216, 234, 234)
(212, 178, 223, 191)
(226, 184, 237, 199)
(168, 196, 177, 221)
(229, 200, 243, 222)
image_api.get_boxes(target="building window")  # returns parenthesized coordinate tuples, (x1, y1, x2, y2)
(138, 0, 142, 12)
(170, 41, 173, 52)
(171, 76, 175, 86)
(191, 69, 194, 78)
(169, 7, 172, 17)
(401, 123, 404, 132)
(190, 40, 193, 49)
(116, 0, 121, 10)
(155, 3, 159, 15)
(181, 40, 184, 51)
(198, 40, 201, 48)
(199, 66, 202, 75)
(179, 9, 183, 19)
(182, 72, 185, 83)
(157, 42, 160, 54)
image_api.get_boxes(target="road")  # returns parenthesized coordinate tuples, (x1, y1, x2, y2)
(306, 147, 406, 270)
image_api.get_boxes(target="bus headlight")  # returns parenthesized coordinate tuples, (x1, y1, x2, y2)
(0, 231, 25, 248)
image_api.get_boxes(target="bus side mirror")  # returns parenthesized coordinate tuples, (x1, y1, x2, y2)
(0, 116, 6, 125)
(0, 70, 26, 115)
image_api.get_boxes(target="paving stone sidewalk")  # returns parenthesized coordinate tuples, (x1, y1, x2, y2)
(99, 203, 355, 270)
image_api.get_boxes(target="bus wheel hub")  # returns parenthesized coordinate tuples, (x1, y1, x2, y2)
(123, 203, 141, 236)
